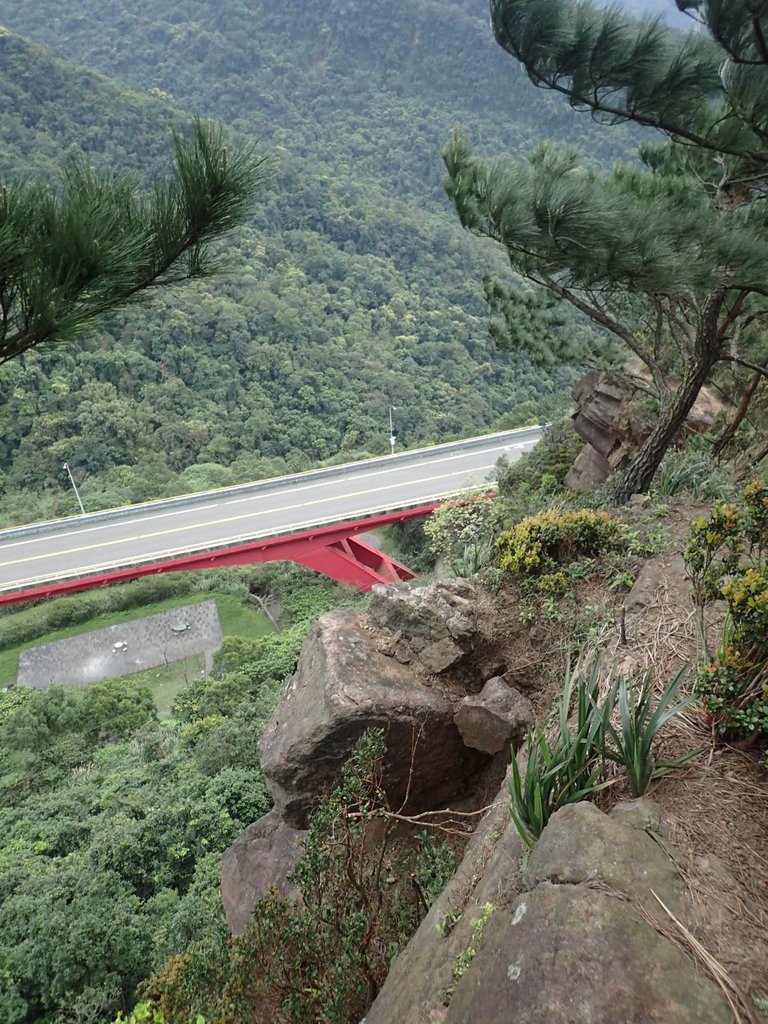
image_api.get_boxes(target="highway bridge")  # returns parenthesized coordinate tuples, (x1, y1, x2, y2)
(0, 425, 543, 602)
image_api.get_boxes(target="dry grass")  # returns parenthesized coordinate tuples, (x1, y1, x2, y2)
(643, 891, 758, 1024)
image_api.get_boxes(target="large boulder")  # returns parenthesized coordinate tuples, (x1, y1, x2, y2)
(369, 578, 499, 682)
(220, 809, 306, 936)
(258, 608, 493, 829)
(453, 677, 533, 754)
(445, 802, 729, 1023)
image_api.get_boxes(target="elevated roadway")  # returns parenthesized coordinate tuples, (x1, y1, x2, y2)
(0, 425, 543, 598)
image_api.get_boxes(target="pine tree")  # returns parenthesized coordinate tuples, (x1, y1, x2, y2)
(445, 0, 768, 503)
(0, 118, 272, 366)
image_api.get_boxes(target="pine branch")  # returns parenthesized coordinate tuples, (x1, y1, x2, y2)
(490, 0, 768, 165)
(719, 354, 768, 380)
(0, 119, 273, 366)
(535, 271, 666, 394)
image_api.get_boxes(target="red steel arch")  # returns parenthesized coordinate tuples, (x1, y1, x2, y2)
(0, 504, 439, 607)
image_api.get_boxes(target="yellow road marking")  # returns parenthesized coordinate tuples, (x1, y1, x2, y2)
(0, 468, 489, 572)
(0, 486, 484, 591)
(0, 442, 520, 551)
(0, 428, 540, 536)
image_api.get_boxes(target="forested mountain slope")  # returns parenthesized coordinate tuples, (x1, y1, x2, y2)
(0, 0, 632, 200)
(0, 29, 182, 181)
(0, 1, 630, 523)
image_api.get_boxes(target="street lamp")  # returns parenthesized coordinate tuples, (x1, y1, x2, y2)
(63, 462, 85, 515)
(388, 405, 397, 456)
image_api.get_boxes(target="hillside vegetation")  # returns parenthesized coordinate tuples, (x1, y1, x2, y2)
(7, 3, 755, 1022)
(0, 0, 633, 523)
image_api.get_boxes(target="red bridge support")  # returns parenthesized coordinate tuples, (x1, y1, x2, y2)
(293, 535, 415, 589)
(0, 505, 438, 607)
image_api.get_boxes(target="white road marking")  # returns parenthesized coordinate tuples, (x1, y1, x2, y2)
(0, 441, 531, 551)
(0, 432, 540, 592)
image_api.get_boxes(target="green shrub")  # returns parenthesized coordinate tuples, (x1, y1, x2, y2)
(381, 517, 434, 574)
(423, 491, 503, 570)
(210, 636, 263, 678)
(173, 619, 316, 723)
(496, 509, 623, 576)
(449, 533, 497, 578)
(112, 1002, 205, 1024)
(1, 678, 157, 753)
(497, 420, 582, 498)
(0, 575, 197, 649)
(279, 581, 360, 624)
(150, 730, 456, 1024)
(685, 481, 768, 739)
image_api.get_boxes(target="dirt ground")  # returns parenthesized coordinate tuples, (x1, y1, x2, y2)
(604, 545, 768, 1022)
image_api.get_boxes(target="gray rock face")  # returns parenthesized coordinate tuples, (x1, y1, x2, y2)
(258, 608, 492, 829)
(220, 809, 306, 936)
(366, 798, 731, 1024)
(523, 800, 688, 920)
(610, 796, 671, 836)
(444, 801, 730, 1024)
(453, 677, 533, 754)
(369, 578, 492, 678)
(445, 883, 731, 1024)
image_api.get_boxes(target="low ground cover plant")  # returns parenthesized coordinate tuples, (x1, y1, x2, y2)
(509, 663, 698, 847)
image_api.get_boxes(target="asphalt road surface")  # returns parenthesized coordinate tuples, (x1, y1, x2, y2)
(0, 426, 542, 593)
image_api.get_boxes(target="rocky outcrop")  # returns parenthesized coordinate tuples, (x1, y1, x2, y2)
(220, 809, 306, 935)
(364, 766, 526, 1024)
(445, 882, 729, 1024)
(228, 582, 515, 935)
(369, 578, 502, 684)
(565, 371, 722, 492)
(453, 677, 533, 754)
(624, 554, 691, 616)
(258, 607, 493, 829)
(366, 797, 731, 1024)
(522, 800, 688, 920)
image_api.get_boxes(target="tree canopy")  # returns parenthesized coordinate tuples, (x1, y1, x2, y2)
(445, 0, 768, 501)
(0, 118, 272, 365)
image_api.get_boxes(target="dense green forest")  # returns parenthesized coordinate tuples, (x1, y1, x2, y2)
(0, 568, 360, 1024)
(0, 0, 636, 524)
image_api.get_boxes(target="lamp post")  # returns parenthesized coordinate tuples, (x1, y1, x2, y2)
(63, 462, 85, 515)
(388, 405, 397, 455)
